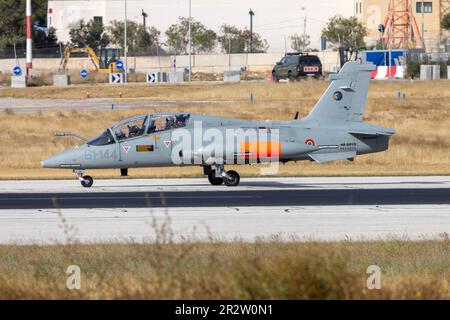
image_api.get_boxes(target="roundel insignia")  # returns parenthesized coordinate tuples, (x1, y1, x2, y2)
(305, 139, 315, 146)
(333, 91, 343, 101)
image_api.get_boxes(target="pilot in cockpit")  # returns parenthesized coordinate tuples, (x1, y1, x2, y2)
(128, 125, 140, 137)
(176, 114, 187, 127)
(115, 128, 125, 140)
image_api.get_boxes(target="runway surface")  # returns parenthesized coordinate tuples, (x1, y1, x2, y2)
(0, 177, 449, 243)
(1, 188, 450, 209)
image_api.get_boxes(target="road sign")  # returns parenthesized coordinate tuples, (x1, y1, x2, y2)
(13, 66, 22, 76)
(146, 72, 168, 84)
(115, 60, 124, 70)
(80, 69, 88, 79)
(147, 73, 156, 83)
(109, 73, 124, 84)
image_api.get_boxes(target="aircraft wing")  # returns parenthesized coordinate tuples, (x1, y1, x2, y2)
(308, 151, 357, 163)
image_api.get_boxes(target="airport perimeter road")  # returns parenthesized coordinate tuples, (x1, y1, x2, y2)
(0, 177, 449, 243)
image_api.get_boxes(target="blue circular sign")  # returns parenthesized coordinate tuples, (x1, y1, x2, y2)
(13, 66, 22, 76)
(115, 60, 124, 70)
(80, 69, 88, 79)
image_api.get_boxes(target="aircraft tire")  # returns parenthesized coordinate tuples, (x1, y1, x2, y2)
(81, 175, 94, 188)
(224, 170, 240, 187)
(208, 173, 224, 186)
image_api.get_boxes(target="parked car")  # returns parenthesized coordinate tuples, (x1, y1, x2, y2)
(272, 53, 322, 81)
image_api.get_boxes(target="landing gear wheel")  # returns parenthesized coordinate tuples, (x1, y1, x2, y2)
(208, 173, 224, 185)
(224, 170, 240, 187)
(81, 175, 93, 188)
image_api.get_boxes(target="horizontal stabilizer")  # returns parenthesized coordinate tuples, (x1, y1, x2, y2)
(348, 128, 395, 136)
(309, 151, 356, 164)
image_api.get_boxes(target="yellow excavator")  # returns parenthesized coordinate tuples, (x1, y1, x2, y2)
(60, 46, 123, 73)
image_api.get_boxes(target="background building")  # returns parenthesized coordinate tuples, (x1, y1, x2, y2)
(48, 0, 118, 43)
(354, 0, 450, 52)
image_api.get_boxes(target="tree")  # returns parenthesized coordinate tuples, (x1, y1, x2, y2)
(165, 17, 216, 54)
(108, 20, 163, 55)
(289, 33, 311, 52)
(0, 0, 51, 49)
(217, 24, 269, 53)
(34, 26, 58, 48)
(442, 12, 450, 30)
(217, 25, 244, 53)
(321, 15, 366, 50)
(69, 19, 110, 49)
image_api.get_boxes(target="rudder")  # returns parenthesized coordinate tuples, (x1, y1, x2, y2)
(304, 61, 376, 124)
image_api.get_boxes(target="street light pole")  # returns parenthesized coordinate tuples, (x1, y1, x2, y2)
(302, 7, 307, 37)
(188, 0, 192, 82)
(249, 9, 254, 53)
(124, 0, 128, 83)
(142, 9, 148, 30)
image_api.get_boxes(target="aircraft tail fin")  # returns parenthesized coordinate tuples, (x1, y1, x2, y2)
(304, 61, 376, 124)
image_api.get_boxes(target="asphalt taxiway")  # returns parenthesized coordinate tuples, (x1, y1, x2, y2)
(0, 176, 449, 243)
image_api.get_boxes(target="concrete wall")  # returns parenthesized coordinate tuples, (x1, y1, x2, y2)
(0, 51, 340, 76)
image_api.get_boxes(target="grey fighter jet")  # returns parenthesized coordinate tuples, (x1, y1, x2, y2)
(41, 61, 395, 187)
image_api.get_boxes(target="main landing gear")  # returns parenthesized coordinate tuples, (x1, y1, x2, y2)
(204, 165, 240, 187)
(74, 169, 93, 188)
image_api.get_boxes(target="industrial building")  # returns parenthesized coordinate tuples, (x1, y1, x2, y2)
(47, 0, 150, 43)
(354, 0, 450, 51)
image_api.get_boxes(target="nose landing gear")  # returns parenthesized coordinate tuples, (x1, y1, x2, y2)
(74, 169, 94, 188)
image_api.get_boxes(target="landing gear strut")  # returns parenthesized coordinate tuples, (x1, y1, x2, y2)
(204, 165, 240, 187)
(74, 169, 94, 188)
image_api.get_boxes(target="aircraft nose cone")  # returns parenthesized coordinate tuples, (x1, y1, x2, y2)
(41, 155, 61, 168)
(41, 149, 81, 168)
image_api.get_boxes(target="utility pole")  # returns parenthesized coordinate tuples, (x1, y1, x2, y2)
(142, 9, 148, 30)
(124, 0, 128, 83)
(249, 9, 255, 53)
(26, 0, 32, 79)
(421, 0, 425, 49)
(302, 7, 307, 37)
(228, 37, 231, 71)
(188, 0, 192, 82)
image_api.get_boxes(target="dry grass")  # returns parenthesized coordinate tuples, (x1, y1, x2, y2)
(0, 80, 449, 179)
(0, 239, 448, 299)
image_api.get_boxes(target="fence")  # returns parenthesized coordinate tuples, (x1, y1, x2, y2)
(0, 50, 340, 75)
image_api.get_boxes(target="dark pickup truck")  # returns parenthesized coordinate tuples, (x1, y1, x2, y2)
(272, 53, 322, 81)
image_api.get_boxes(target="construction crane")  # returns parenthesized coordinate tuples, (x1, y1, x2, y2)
(382, 0, 424, 49)
(60, 46, 123, 73)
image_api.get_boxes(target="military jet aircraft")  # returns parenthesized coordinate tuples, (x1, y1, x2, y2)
(41, 61, 395, 187)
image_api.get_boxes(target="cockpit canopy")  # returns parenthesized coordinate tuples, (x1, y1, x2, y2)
(87, 113, 190, 146)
